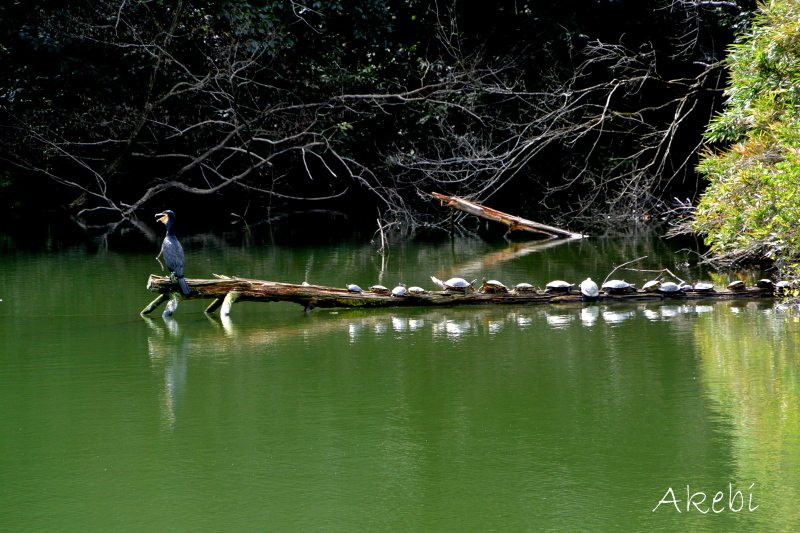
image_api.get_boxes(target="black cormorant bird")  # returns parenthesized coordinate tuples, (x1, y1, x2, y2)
(156, 210, 190, 295)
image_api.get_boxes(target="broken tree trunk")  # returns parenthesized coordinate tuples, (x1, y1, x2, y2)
(431, 192, 587, 239)
(142, 274, 776, 317)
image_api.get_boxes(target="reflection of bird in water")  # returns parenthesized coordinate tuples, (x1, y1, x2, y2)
(162, 331, 189, 429)
(156, 210, 190, 295)
(144, 316, 188, 430)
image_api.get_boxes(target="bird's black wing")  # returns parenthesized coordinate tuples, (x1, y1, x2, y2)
(161, 236, 186, 278)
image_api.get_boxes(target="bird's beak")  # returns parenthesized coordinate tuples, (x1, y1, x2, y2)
(155, 212, 167, 224)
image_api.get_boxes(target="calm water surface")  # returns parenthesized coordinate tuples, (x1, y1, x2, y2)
(1, 228, 799, 531)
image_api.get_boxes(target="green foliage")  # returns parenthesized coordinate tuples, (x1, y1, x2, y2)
(694, 0, 800, 270)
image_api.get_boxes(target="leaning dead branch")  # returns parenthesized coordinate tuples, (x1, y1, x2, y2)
(431, 193, 587, 239)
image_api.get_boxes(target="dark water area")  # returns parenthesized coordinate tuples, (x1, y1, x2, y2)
(1, 219, 798, 531)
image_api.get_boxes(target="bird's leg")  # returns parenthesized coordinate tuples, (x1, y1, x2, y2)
(168, 272, 182, 291)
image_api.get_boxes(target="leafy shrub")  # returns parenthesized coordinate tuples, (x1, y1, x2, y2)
(694, 0, 800, 271)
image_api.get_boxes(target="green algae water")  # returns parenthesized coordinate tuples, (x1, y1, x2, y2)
(1, 229, 799, 531)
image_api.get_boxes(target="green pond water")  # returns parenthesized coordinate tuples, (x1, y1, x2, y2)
(1, 227, 799, 531)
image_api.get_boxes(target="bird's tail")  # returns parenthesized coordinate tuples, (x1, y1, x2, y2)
(178, 277, 191, 295)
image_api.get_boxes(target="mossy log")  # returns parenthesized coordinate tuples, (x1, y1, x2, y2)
(142, 274, 777, 317)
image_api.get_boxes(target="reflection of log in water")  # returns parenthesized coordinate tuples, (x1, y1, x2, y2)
(142, 301, 774, 349)
(142, 274, 776, 317)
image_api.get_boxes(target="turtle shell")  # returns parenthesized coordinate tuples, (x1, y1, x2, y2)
(546, 280, 573, 290)
(756, 279, 774, 289)
(642, 280, 661, 292)
(481, 279, 509, 293)
(347, 284, 363, 293)
(601, 280, 636, 294)
(658, 282, 681, 292)
(369, 285, 390, 294)
(601, 279, 632, 290)
(445, 277, 472, 289)
(391, 285, 407, 297)
(407, 286, 426, 295)
(727, 280, 746, 291)
(513, 282, 535, 292)
(693, 282, 715, 292)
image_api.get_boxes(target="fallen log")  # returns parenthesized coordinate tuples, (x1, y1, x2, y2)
(431, 192, 587, 239)
(142, 275, 776, 317)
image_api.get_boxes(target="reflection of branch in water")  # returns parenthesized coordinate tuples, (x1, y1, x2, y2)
(442, 239, 580, 278)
